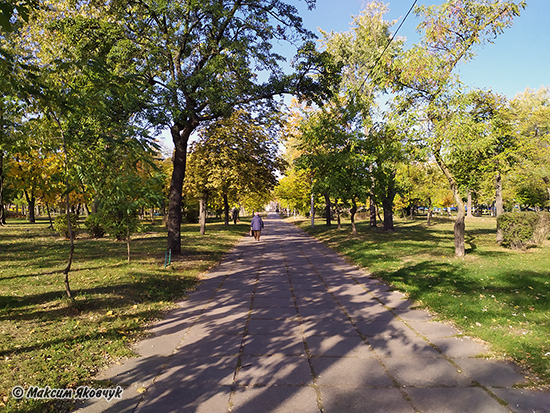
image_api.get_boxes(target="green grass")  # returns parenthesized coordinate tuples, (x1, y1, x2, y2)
(295, 215, 550, 387)
(0, 217, 249, 412)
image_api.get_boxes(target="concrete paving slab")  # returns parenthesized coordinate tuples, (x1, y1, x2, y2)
(306, 335, 375, 357)
(312, 357, 394, 387)
(200, 305, 250, 319)
(155, 355, 237, 385)
(406, 387, 510, 413)
(242, 334, 305, 356)
(292, 284, 330, 293)
(297, 300, 340, 311)
(329, 284, 369, 297)
(235, 355, 313, 386)
(490, 387, 550, 413)
(230, 385, 320, 413)
(246, 318, 301, 336)
(353, 318, 416, 337)
(135, 384, 232, 413)
(253, 296, 295, 307)
(250, 306, 298, 319)
(406, 320, 460, 338)
(298, 306, 345, 319)
(294, 291, 336, 301)
(336, 296, 380, 307)
(175, 333, 243, 356)
(319, 387, 416, 413)
(392, 308, 434, 321)
(184, 317, 247, 336)
(255, 286, 292, 295)
(368, 335, 443, 358)
(430, 336, 491, 358)
(300, 318, 359, 337)
(453, 358, 528, 387)
(383, 357, 471, 387)
(345, 304, 397, 320)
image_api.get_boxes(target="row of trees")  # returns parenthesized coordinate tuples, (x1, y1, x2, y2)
(1, 0, 338, 255)
(274, 1, 549, 257)
(2, 0, 548, 267)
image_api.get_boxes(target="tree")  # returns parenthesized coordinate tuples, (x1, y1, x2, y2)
(184, 110, 284, 233)
(296, 97, 370, 234)
(319, 2, 403, 232)
(510, 86, 550, 205)
(12, 1, 159, 297)
(0, 0, 37, 32)
(100, 0, 338, 254)
(398, 161, 449, 225)
(392, 0, 526, 256)
(274, 169, 312, 216)
(453, 89, 516, 241)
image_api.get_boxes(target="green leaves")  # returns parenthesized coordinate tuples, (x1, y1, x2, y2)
(184, 109, 284, 211)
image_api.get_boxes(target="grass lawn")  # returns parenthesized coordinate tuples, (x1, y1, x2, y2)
(294, 215, 550, 387)
(0, 217, 249, 412)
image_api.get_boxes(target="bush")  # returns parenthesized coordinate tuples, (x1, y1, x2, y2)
(84, 214, 105, 238)
(53, 214, 80, 239)
(498, 211, 550, 249)
(184, 207, 199, 223)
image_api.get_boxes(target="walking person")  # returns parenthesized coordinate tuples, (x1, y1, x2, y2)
(250, 212, 264, 241)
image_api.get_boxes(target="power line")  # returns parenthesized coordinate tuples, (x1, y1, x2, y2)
(359, 0, 418, 90)
(375, 0, 418, 69)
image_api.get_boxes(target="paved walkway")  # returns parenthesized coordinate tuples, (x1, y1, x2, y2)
(76, 214, 550, 413)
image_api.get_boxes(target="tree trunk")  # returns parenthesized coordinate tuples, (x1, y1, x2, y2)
(54, 114, 74, 299)
(167, 122, 196, 254)
(199, 191, 208, 235)
(46, 203, 53, 229)
(127, 225, 131, 263)
(323, 191, 331, 226)
(369, 196, 377, 227)
(24, 190, 36, 223)
(350, 198, 357, 236)
(495, 170, 504, 244)
(336, 207, 341, 229)
(382, 198, 395, 231)
(467, 189, 473, 218)
(0, 150, 5, 225)
(223, 192, 230, 226)
(453, 188, 466, 257)
(427, 197, 433, 226)
(434, 147, 465, 257)
(382, 172, 397, 231)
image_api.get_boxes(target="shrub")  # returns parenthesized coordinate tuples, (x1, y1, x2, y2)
(84, 214, 105, 238)
(184, 207, 199, 223)
(535, 211, 550, 242)
(498, 211, 550, 249)
(53, 214, 80, 239)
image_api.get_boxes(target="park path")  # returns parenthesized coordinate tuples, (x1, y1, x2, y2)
(76, 213, 550, 413)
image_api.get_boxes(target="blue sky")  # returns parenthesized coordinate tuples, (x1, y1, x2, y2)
(292, 0, 549, 99)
